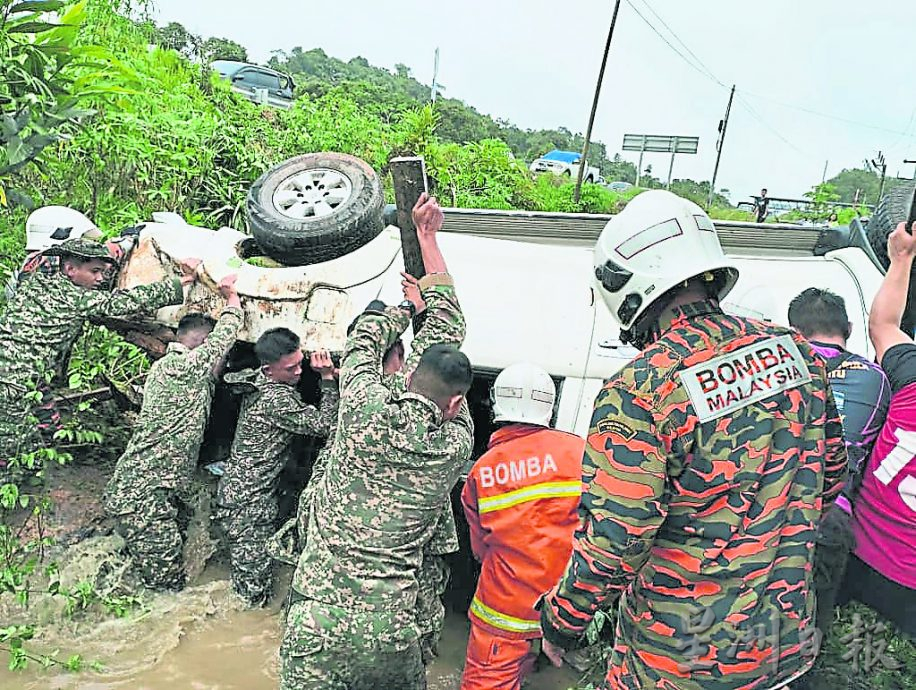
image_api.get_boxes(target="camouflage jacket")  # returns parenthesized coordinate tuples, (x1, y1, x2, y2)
(0, 270, 183, 393)
(302, 280, 468, 555)
(291, 276, 473, 617)
(104, 307, 244, 513)
(541, 302, 847, 690)
(218, 370, 339, 508)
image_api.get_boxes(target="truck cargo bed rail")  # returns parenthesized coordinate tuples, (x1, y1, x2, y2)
(439, 207, 824, 257)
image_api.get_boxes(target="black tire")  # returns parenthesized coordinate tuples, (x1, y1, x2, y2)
(247, 153, 384, 266)
(867, 180, 916, 269)
(867, 180, 916, 335)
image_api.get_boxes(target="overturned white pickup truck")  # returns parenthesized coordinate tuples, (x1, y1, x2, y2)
(109, 153, 911, 438)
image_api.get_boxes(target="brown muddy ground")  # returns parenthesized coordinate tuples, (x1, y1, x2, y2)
(0, 461, 581, 690)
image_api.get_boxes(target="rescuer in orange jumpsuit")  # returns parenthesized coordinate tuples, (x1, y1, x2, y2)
(460, 362, 584, 690)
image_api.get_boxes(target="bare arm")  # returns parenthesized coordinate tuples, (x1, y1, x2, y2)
(870, 222, 916, 363)
(412, 193, 448, 275)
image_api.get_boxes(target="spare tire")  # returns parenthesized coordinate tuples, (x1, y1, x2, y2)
(247, 153, 384, 266)
(867, 180, 916, 336)
(867, 180, 916, 269)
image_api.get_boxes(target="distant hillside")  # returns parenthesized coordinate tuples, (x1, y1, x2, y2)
(266, 47, 640, 180)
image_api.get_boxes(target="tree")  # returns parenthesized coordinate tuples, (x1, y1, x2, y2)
(1, 0, 96, 208)
(199, 36, 248, 63)
(824, 167, 905, 206)
(394, 63, 411, 78)
(155, 21, 199, 59)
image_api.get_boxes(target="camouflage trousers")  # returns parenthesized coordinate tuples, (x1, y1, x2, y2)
(280, 597, 427, 690)
(416, 552, 450, 665)
(113, 488, 189, 591)
(224, 497, 277, 607)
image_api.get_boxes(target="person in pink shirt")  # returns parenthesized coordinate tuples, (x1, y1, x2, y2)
(840, 220, 916, 635)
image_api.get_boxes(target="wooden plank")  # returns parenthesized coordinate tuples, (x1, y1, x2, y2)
(390, 157, 430, 332)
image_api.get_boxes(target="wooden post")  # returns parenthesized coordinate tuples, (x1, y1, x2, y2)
(390, 156, 429, 332)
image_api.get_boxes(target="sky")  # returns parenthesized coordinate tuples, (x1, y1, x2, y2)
(152, 0, 916, 204)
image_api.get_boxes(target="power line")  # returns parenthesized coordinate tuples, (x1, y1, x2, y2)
(621, 0, 724, 89)
(624, 0, 916, 144)
(741, 89, 916, 138)
(631, 0, 726, 88)
(735, 93, 808, 157)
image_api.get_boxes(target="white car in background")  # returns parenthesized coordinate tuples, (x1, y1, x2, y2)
(529, 150, 601, 184)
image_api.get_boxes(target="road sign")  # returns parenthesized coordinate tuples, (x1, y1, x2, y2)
(622, 134, 700, 188)
(623, 134, 699, 155)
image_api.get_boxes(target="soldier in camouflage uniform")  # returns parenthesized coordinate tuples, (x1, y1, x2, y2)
(0, 238, 191, 484)
(219, 328, 338, 607)
(6, 206, 139, 300)
(280, 193, 474, 690)
(539, 191, 847, 690)
(104, 275, 243, 591)
(293, 276, 465, 663)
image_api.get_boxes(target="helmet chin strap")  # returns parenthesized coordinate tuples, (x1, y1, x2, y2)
(620, 297, 672, 350)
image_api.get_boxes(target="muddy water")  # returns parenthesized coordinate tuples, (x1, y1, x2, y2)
(1, 568, 580, 690)
(1, 461, 580, 690)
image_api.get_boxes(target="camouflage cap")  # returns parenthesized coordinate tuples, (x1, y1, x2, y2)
(44, 238, 115, 263)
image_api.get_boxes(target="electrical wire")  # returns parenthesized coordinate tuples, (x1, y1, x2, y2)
(739, 89, 916, 138)
(621, 0, 724, 89)
(624, 0, 916, 145)
(630, 0, 727, 88)
(735, 93, 808, 157)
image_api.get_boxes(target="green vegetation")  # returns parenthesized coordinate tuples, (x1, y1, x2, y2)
(0, 1, 910, 683)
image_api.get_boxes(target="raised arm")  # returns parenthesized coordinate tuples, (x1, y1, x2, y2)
(340, 307, 410, 399)
(870, 221, 916, 363)
(186, 275, 243, 371)
(413, 193, 449, 274)
(397, 194, 466, 378)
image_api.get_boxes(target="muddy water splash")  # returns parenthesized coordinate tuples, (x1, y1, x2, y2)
(1, 568, 579, 690)
(0, 473, 579, 689)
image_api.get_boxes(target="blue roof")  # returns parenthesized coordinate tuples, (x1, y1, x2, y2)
(541, 150, 581, 163)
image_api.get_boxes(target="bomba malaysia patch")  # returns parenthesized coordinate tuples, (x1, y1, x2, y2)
(678, 334, 811, 423)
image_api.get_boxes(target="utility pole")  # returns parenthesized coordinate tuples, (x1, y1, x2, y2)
(666, 136, 679, 190)
(430, 47, 440, 102)
(707, 84, 735, 209)
(821, 160, 829, 184)
(871, 151, 887, 202)
(575, 0, 623, 203)
(905, 158, 916, 180)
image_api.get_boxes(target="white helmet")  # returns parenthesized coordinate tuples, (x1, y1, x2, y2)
(25, 206, 101, 252)
(593, 190, 739, 344)
(491, 362, 556, 427)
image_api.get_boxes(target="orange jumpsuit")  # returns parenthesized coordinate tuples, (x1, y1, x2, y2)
(460, 423, 584, 690)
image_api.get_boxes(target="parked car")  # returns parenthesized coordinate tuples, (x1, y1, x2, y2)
(529, 150, 600, 184)
(211, 60, 294, 109)
(606, 180, 633, 193)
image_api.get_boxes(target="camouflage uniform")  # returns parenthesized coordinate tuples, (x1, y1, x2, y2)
(103, 307, 243, 590)
(0, 260, 183, 483)
(280, 274, 473, 690)
(540, 301, 847, 690)
(219, 370, 338, 606)
(290, 286, 466, 662)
